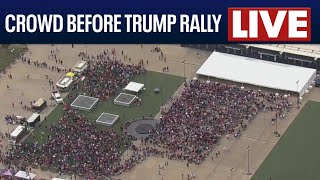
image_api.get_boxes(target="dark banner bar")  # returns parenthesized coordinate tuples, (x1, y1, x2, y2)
(0, 0, 317, 43)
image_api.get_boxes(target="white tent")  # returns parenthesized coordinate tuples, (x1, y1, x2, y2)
(196, 52, 316, 96)
(124, 82, 145, 93)
(14, 170, 36, 179)
(52, 178, 68, 180)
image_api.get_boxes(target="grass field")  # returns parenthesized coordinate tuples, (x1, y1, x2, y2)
(27, 71, 184, 143)
(0, 44, 27, 72)
(252, 101, 320, 180)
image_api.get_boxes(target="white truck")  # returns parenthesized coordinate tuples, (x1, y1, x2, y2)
(51, 91, 63, 104)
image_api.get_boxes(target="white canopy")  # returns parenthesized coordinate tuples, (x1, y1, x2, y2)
(124, 82, 144, 93)
(56, 76, 73, 88)
(196, 52, 316, 96)
(52, 178, 68, 180)
(14, 170, 36, 179)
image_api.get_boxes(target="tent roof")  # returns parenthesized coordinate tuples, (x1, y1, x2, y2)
(66, 72, 75, 77)
(124, 82, 144, 93)
(10, 125, 25, 138)
(27, 113, 40, 123)
(56, 76, 73, 88)
(196, 52, 316, 95)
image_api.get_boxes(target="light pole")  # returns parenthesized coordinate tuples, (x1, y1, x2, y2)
(230, 168, 234, 180)
(183, 60, 186, 80)
(274, 93, 280, 137)
(126, 143, 129, 156)
(6, 124, 10, 137)
(84, 45, 88, 60)
(160, 86, 163, 106)
(274, 118, 280, 137)
(275, 118, 277, 134)
(246, 146, 252, 175)
(296, 80, 299, 105)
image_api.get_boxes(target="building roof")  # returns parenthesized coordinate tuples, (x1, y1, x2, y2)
(243, 44, 320, 59)
(27, 113, 40, 123)
(33, 98, 46, 107)
(10, 125, 25, 138)
(196, 52, 316, 96)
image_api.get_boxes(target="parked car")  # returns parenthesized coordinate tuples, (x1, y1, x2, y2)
(51, 91, 63, 104)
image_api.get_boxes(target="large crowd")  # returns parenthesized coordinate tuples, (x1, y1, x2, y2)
(3, 109, 164, 178)
(3, 79, 293, 178)
(148, 80, 292, 164)
(4, 49, 153, 178)
(81, 51, 146, 100)
(2, 50, 153, 178)
(2, 47, 295, 178)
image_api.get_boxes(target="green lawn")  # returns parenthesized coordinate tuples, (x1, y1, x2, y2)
(0, 44, 27, 72)
(252, 101, 320, 180)
(27, 71, 184, 143)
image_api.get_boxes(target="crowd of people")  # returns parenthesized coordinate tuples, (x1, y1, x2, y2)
(81, 52, 146, 100)
(4, 115, 25, 125)
(4, 110, 126, 177)
(3, 109, 165, 178)
(78, 48, 116, 62)
(147, 80, 292, 164)
(21, 57, 70, 73)
(2, 46, 295, 178)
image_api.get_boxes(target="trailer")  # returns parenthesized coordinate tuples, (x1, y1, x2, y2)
(32, 98, 47, 112)
(10, 125, 26, 143)
(73, 60, 88, 74)
(27, 113, 40, 127)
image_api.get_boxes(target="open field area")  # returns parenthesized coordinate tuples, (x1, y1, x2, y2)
(0, 44, 27, 72)
(27, 71, 184, 143)
(252, 100, 320, 180)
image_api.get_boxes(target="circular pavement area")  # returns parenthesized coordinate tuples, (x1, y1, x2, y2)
(126, 117, 158, 138)
(135, 124, 154, 134)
